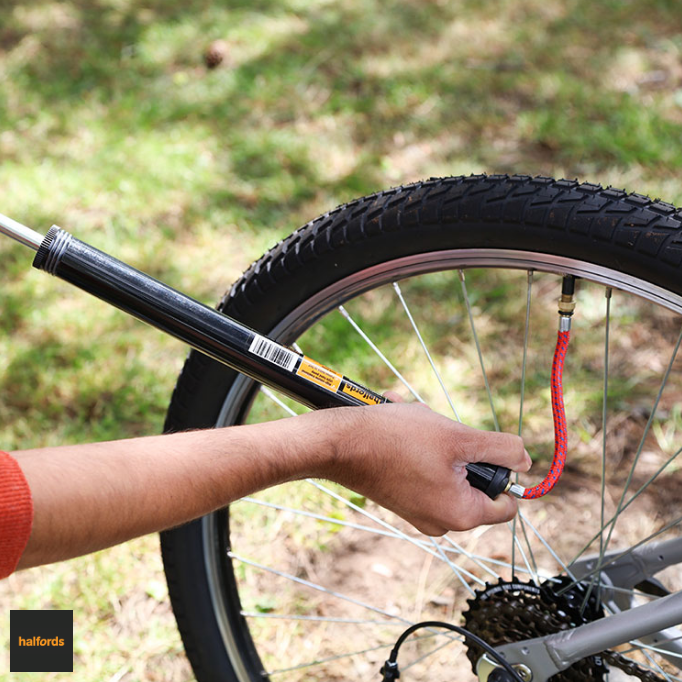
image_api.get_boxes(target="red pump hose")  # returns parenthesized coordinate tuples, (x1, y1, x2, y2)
(520, 329, 571, 499)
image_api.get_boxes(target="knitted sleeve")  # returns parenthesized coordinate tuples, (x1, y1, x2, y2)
(0, 451, 34, 579)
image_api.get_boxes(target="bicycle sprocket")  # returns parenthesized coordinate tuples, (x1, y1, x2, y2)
(462, 577, 664, 681)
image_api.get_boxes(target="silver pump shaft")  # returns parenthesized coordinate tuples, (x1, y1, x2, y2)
(0, 213, 44, 251)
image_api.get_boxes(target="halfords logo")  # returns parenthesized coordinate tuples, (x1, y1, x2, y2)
(18, 636, 65, 647)
(10, 609, 73, 672)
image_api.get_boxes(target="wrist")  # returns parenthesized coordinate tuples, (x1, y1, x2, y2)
(301, 406, 370, 485)
(230, 407, 372, 491)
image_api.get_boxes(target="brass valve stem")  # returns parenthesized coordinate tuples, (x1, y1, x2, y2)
(558, 275, 577, 331)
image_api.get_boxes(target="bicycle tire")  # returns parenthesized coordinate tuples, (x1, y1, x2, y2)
(160, 174, 682, 682)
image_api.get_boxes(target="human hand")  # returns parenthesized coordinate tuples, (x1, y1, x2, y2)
(316, 401, 531, 536)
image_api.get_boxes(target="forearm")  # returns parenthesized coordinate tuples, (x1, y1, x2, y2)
(13, 411, 343, 569)
(9, 402, 530, 572)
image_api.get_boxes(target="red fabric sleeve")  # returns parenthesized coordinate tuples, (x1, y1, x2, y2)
(0, 451, 34, 579)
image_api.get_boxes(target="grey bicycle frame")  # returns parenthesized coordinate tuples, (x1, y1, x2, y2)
(2, 213, 682, 680)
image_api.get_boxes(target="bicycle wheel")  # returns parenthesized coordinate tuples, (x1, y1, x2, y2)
(161, 174, 682, 681)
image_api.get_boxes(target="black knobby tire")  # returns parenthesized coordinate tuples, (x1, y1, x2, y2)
(160, 174, 682, 682)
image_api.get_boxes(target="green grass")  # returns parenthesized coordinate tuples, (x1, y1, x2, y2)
(3, 0, 682, 680)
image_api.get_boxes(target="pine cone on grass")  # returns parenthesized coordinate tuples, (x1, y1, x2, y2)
(204, 39, 229, 69)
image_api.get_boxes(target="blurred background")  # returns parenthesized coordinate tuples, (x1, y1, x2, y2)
(2, 1, 682, 679)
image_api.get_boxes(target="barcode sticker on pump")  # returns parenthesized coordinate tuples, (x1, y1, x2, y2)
(249, 335, 298, 372)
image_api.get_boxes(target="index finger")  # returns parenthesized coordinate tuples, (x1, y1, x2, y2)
(453, 425, 532, 473)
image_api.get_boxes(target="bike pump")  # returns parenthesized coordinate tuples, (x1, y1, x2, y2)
(0, 213, 517, 500)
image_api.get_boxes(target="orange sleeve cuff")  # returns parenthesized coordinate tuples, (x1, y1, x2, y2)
(0, 451, 34, 579)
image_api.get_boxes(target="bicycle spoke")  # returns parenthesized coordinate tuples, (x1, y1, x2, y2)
(581, 288, 613, 612)
(595, 325, 682, 563)
(459, 271, 548, 591)
(597, 289, 613, 602)
(510, 523, 517, 581)
(233, 552, 464, 676)
(513, 270, 534, 576)
(599, 288, 612, 562)
(305, 480, 446, 565)
(239, 497, 528, 577)
(240, 613, 409, 625)
(458, 269, 500, 432)
(517, 510, 577, 581)
(429, 537, 480, 596)
(256, 390, 478, 590)
(443, 536, 500, 580)
(392, 281, 461, 421)
(260, 385, 299, 417)
(241, 496, 499, 566)
(255, 292, 682, 682)
(240, 496, 422, 542)
(604, 584, 663, 599)
(338, 304, 424, 402)
(264, 634, 440, 676)
(508, 522, 539, 586)
(568, 443, 682, 567)
(435, 545, 528, 578)
(518, 513, 540, 580)
(519, 512, 664, 602)
(435, 540, 529, 576)
(401, 635, 461, 673)
(518, 269, 534, 439)
(623, 642, 682, 662)
(559, 512, 682, 595)
(229, 552, 416, 625)
(302, 480, 534, 597)
(519, 507, 679, 634)
(642, 650, 676, 682)
(505, 509, 542, 584)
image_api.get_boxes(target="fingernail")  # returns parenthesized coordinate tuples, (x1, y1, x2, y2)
(524, 450, 532, 469)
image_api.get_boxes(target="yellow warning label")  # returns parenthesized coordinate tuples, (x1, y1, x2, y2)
(341, 382, 384, 405)
(296, 357, 343, 392)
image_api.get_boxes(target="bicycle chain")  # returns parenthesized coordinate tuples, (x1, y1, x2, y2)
(461, 578, 664, 681)
(602, 650, 664, 682)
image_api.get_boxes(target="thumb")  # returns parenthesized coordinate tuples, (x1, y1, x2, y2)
(459, 488, 519, 529)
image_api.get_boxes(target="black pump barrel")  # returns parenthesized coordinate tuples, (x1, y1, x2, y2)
(32, 226, 512, 499)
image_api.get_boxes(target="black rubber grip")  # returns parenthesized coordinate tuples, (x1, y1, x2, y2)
(465, 462, 511, 499)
